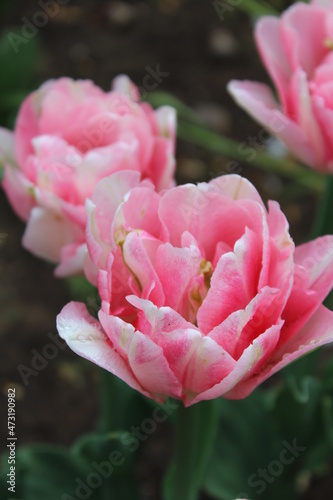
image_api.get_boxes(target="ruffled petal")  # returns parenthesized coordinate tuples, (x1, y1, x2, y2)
(255, 16, 292, 111)
(57, 302, 149, 397)
(192, 321, 283, 403)
(22, 207, 83, 263)
(122, 232, 165, 306)
(227, 80, 318, 167)
(99, 310, 182, 400)
(227, 306, 333, 399)
(2, 163, 35, 221)
(280, 2, 328, 75)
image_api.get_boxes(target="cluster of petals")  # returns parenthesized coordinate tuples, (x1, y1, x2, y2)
(57, 171, 333, 406)
(228, 0, 333, 172)
(0, 76, 176, 275)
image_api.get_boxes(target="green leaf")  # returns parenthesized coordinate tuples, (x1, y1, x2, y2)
(321, 395, 333, 449)
(65, 275, 99, 305)
(164, 399, 219, 500)
(97, 369, 150, 434)
(1, 445, 93, 500)
(72, 432, 140, 500)
(203, 391, 284, 500)
(72, 432, 133, 473)
(322, 357, 333, 392)
(0, 469, 11, 500)
(0, 29, 39, 95)
(0, 438, 141, 500)
(201, 377, 333, 500)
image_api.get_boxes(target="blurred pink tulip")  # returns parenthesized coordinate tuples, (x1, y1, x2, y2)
(57, 171, 333, 406)
(228, 0, 333, 172)
(0, 76, 176, 276)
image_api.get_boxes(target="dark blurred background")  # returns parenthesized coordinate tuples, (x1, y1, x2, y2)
(0, 1, 329, 499)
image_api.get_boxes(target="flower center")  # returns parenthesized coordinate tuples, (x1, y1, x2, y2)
(324, 38, 333, 50)
(187, 259, 213, 325)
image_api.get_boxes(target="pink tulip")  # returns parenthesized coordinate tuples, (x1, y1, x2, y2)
(57, 171, 333, 406)
(228, 0, 333, 172)
(0, 76, 176, 276)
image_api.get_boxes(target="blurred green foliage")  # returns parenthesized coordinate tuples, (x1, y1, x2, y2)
(0, 26, 40, 180)
(1, 433, 139, 500)
(0, 1, 332, 500)
(0, 28, 40, 128)
(203, 353, 333, 500)
(1, 355, 333, 499)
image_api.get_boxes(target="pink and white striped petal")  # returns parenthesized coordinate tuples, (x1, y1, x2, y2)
(57, 302, 149, 397)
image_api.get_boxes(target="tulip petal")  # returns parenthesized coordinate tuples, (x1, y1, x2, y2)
(261, 200, 294, 296)
(279, 235, 333, 346)
(85, 171, 142, 267)
(114, 185, 162, 239)
(208, 286, 282, 359)
(227, 80, 318, 167)
(122, 232, 165, 306)
(23, 207, 83, 263)
(2, 163, 35, 221)
(91, 170, 142, 243)
(289, 69, 326, 165)
(192, 320, 283, 403)
(294, 235, 333, 297)
(159, 181, 264, 263)
(155, 242, 202, 313)
(57, 302, 149, 396)
(154, 106, 177, 145)
(198, 226, 264, 334)
(112, 74, 140, 101)
(126, 296, 205, 383)
(280, 2, 328, 75)
(184, 336, 236, 403)
(209, 174, 264, 206)
(191, 322, 283, 404)
(99, 310, 182, 400)
(311, 0, 332, 8)
(227, 305, 333, 399)
(15, 93, 39, 165)
(55, 242, 88, 277)
(255, 17, 292, 111)
(148, 136, 175, 191)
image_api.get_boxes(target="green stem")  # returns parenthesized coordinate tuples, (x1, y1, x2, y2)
(311, 174, 333, 237)
(164, 399, 219, 500)
(98, 369, 143, 434)
(238, 0, 278, 16)
(178, 121, 324, 193)
(98, 370, 116, 433)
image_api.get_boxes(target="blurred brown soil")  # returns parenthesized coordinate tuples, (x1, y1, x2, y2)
(0, 1, 329, 499)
